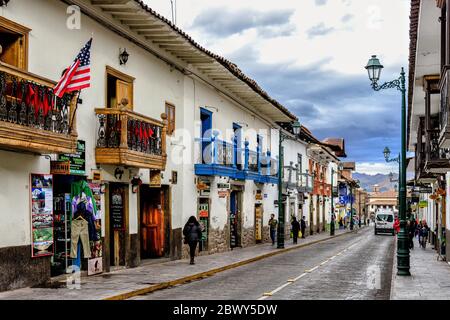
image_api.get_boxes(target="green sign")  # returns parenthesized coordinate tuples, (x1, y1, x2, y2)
(59, 140, 86, 175)
(419, 200, 428, 209)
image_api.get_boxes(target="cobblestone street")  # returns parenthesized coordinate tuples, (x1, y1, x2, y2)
(131, 226, 395, 300)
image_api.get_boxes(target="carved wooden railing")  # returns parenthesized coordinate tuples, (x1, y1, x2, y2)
(0, 63, 78, 154)
(95, 108, 167, 170)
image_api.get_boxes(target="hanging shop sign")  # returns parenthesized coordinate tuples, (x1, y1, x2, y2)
(419, 200, 428, 208)
(217, 183, 231, 190)
(218, 190, 229, 198)
(198, 203, 209, 218)
(255, 190, 263, 201)
(197, 178, 210, 191)
(30, 174, 54, 258)
(91, 170, 102, 182)
(50, 160, 70, 175)
(417, 187, 433, 194)
(58, 140, 86, 175)
(110, 186, 125, 230)
(150, 170, 162, 188)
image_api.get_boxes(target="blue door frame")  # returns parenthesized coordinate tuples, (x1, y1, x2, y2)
(233, 123, 242, 170)
(200, 108, 212, 164)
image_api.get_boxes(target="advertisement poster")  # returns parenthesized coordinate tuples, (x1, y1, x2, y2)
(31, 174, 54, 258)
(88, 182, 103, 264)
(110, 186, 124, 230)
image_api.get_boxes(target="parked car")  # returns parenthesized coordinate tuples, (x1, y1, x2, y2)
(374, 209, 395, 236)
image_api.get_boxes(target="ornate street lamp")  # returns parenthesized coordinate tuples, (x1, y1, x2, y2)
(277, 120, 301, 249)
(366, 55, 410, 276)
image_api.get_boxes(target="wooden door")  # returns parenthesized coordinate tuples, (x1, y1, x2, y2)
(255, 205, 263, 242)
(116, 79, 133, 108)
(141, 190, 165, 258)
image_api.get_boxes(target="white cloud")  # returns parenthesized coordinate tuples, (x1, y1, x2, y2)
(144, 0, 409, 76)
(356, 162, 397, 175)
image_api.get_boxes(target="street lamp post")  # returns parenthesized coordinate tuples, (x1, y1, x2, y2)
(277, 121, 301, 249)
(366, 55, 410, 276)
(350, 182, 354, 230)
(384, 146, 401, 215)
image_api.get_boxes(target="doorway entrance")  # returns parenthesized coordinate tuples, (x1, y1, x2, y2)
(255, 204, 263, 244)
(230, 190, 242, 248)
(140, 185, 170, 259)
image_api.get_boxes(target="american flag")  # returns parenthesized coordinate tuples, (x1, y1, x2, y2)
(54, 38, 92, 98)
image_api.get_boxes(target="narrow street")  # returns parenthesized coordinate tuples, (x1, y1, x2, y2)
(131, 226, 395, 300)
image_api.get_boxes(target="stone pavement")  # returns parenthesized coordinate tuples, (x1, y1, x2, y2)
(391, 238, 450, 300)
(0, 227, 355, 300)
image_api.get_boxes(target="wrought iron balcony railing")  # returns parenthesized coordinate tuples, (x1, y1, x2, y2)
(95, 108, 166, 170)
(195, 132, 278, 182)
(0, 63, 78, 154)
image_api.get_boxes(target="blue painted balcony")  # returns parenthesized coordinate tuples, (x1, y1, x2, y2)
(194, 131, 278, 184)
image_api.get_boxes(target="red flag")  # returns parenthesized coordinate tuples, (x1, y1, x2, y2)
(43, 90, 51, 117)
(148, 127, 154, 138)
(26, 84, 35, 106)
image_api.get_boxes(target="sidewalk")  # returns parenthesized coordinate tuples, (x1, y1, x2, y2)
(391, 238, 450, 300)
(0, 227, 355, 300)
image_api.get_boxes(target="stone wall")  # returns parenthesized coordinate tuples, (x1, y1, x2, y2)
(181, 225, 230, 260)
(0, 245, 50, 292)
(242, 227, 255, 248)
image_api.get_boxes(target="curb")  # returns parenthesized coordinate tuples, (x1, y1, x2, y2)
(389, 236, 397, 300)
(104, 229, 358, 300)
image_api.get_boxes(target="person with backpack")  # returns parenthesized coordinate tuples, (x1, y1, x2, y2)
(183, 216, 203, 265)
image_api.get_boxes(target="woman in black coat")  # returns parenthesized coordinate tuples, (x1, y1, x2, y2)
(291, 217, 301, 244)
(183, 216, 203, 265)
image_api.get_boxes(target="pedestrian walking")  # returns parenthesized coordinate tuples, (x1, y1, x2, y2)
(291, 217, 300, 244)
(300, 216, 307, 239)
(417, 221, 423, 243)
(338, 217, 343, 230)
(420, 222, 430, 249)
(393, 217, 400, 234)
(407, 220, 415, 250)
(269, 214, 278, 245)
(330, 214, 336, 236)
(183, 216, 203, 265)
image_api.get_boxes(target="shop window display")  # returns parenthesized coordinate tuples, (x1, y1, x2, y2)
(36, 174, 103, 277)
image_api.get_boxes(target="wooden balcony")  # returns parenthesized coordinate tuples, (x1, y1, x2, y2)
(95, 108, 167, 170)
(439, 66, 450, 148)
(0, 63, 78, 154)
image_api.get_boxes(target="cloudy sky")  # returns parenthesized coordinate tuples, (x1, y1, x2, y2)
(144, 0, 410, 175)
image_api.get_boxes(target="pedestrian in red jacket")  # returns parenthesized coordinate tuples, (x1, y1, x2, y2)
(393, 218, 400, 234)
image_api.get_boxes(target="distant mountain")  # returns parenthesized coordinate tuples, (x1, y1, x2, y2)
(352, 172, 398, 192)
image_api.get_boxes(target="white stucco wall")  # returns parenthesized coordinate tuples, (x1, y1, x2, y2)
(0, 0, 293, 251)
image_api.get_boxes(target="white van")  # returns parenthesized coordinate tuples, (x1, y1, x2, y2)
(374, 209, 395, 235)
